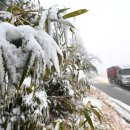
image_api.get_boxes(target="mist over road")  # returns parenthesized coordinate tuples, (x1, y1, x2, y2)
(92, 77, 130, 106)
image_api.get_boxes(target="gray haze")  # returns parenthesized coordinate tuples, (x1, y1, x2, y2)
(40, 0, 130, 75)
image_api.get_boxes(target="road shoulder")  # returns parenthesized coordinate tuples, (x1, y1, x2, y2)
(85, 76, 130, 129)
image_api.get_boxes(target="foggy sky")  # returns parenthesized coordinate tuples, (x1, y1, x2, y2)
(74, 0, 130, 75)
(41, 0, 130, 75)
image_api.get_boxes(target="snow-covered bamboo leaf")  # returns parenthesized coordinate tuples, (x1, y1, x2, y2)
(19, 51, 32, 88)
(0, 11, 12, 21)
(57, 8, 70, 15)
(51, 19, 75, 28)
(63, 9, 88, 19)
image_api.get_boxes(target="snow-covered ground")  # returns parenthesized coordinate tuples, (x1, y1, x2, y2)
(92, 76, 130, 122)
(83, 76, 130, 129)
(91, 76, 109, 84)
(90, 85, 130, 122)
(110, 97, 130, 122)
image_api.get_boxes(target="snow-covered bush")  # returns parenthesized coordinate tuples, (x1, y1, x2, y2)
(0, 1, 101, 130)
(0, 21, 63, 129)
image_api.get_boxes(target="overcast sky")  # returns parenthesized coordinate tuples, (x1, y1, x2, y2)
(41, 0, 130, 75)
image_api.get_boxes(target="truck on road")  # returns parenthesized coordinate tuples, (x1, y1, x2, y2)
(107, 65, 130, 86)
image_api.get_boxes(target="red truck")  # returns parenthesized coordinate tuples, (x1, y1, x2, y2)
(107, 65, 130, 86)
(107, 66, 119, 84)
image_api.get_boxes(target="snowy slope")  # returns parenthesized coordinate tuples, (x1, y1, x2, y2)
(91, 76, 130, 123)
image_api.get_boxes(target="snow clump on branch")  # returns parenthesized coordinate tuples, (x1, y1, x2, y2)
(0, 22, 62, 85)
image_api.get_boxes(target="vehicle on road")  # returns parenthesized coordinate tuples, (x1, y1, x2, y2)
(107, 65, 130, 86)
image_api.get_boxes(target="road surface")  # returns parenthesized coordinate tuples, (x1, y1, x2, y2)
(92, 77, 130, 106)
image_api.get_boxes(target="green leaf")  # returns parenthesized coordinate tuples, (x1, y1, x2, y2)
(90, 105, 102, 122)
(57, 53, 63, 65)
(91, 108, 101, 122)
(63, 9, 88, 19)
(80, 120, 87, 127)
(7, 5, 27, 14)
(70, 28, 74, 34)
(84, 108, 94, 130)
(13, 83, 19, 90)
(86, 83, 90, 91)
(44, 66, 51, 79)
(19, 17, 33, 26)
(59, 122, 67, 130)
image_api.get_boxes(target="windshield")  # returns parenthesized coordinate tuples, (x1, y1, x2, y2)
(120, 69, 130, 75)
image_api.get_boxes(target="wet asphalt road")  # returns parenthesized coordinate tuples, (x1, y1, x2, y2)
(92, 81, 130, 106)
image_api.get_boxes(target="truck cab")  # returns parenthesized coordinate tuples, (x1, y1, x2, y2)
(117, 66, 130, 86)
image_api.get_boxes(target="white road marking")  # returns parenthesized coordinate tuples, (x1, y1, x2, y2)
(114, 87, 122, 91)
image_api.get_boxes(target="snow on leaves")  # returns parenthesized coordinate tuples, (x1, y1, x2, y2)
(0, 22, 62, 86)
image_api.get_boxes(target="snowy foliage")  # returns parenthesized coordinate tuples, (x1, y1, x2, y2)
(0, 22, 62, 85)
(0, 21, 63, 129)
(0, 11, 12, 21)
(78, 70, 88, 87)
(0, 2, 99, 130)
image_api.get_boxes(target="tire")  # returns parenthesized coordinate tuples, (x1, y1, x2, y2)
(118, 81, 123, 87)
